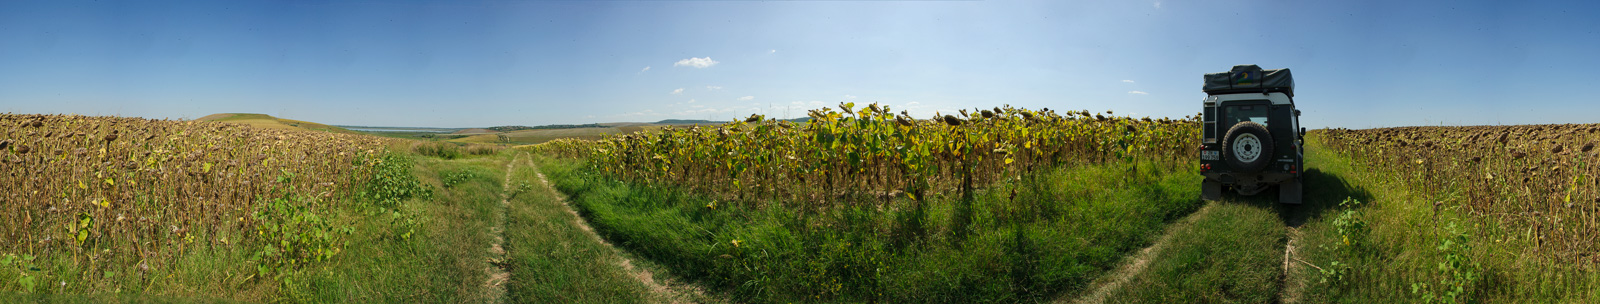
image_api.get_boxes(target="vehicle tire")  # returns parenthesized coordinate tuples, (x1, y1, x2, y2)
(1222, 121, 1273, 173)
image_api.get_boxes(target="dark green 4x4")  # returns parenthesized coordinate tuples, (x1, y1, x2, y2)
(1199, 64, 1304, 204)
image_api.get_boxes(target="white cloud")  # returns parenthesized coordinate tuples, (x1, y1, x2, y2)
(844, 95, 857, 100)
(1154, 2, 1162, 9)
(1129, 91, 1149, 95)
(670, 88, 684, 95)
(1122, 79, 1135, 83)
(688, 99, 696, 103)
(706, 85, 723, 90)
(640, 66, 651, 73)
(769, 49, 777, 54)
(674, 57, 719, 68)
(906, 101, 921, 106)
(738, 96, 754, 101)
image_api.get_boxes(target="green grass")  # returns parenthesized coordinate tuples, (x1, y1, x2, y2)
(412, 141, 501, 160)
(534, 155, 1204, 303)
(503, 155, 657, 303)
(1293, 132, 1600, 303)
(273, 155, 502, 302)
(1100, 202, 1285, 303)
(253, 151, 658, 302)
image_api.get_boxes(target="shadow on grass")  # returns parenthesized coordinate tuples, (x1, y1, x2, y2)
(1215, 168, 1373, 227)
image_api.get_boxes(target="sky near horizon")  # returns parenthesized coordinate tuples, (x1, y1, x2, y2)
(2, 0, 1598, 129)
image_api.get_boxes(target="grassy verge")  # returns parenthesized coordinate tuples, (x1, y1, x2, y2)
(535, 155, 1203, 303)
(274, 154, 502, 302)
(503, 155, 656, 303)
(1294, 132, 1600, 303)
(1100, 202, 1285, 303)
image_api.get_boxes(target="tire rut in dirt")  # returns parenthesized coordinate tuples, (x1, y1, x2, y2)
(1064, 203, 1216, 304)
(484, 154, 521, 304)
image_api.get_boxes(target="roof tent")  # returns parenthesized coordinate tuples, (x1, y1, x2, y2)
(1203, 64, 1294, 97)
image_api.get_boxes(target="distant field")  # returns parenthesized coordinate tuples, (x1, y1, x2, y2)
(450, 127, 623, 145)
(195, 113, 362, 135)
(336, 125, 461, 133)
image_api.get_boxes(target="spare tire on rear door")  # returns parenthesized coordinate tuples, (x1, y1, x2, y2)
(1222, 121, 1273, 173)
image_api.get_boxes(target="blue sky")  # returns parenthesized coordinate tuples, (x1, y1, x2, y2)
(2, 0, 1598, 128)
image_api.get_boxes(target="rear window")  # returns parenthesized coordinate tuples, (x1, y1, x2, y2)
(1225, 104, 1269, 127)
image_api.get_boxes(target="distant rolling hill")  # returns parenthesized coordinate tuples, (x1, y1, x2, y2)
(194, 113, 361, 134)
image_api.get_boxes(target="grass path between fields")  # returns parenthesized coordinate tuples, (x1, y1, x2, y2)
(482, 153, 518, 303)
(1067, 203, 1217, 304)
(393, 152, 687, 303)
(532, 171, 705, 303)
(1061, 138, 1365, 303)
(1279, 226, 1305, 303)
(500, 155, 714, 303)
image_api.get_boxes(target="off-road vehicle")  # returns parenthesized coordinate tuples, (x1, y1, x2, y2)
(1199, 64, 1304, 204)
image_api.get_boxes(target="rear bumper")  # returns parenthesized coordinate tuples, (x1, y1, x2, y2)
(1203, 171, 1298, 197)
(1202, 171, 1297, 185)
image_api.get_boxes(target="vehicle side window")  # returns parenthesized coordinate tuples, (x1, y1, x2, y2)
(1225, 104, 1269, 127)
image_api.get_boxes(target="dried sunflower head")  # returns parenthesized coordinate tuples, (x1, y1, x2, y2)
(942, 115, 962, 126)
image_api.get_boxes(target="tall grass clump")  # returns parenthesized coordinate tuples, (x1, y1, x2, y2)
(463, 144, 502, 156)
(413, 142, 464, 159)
